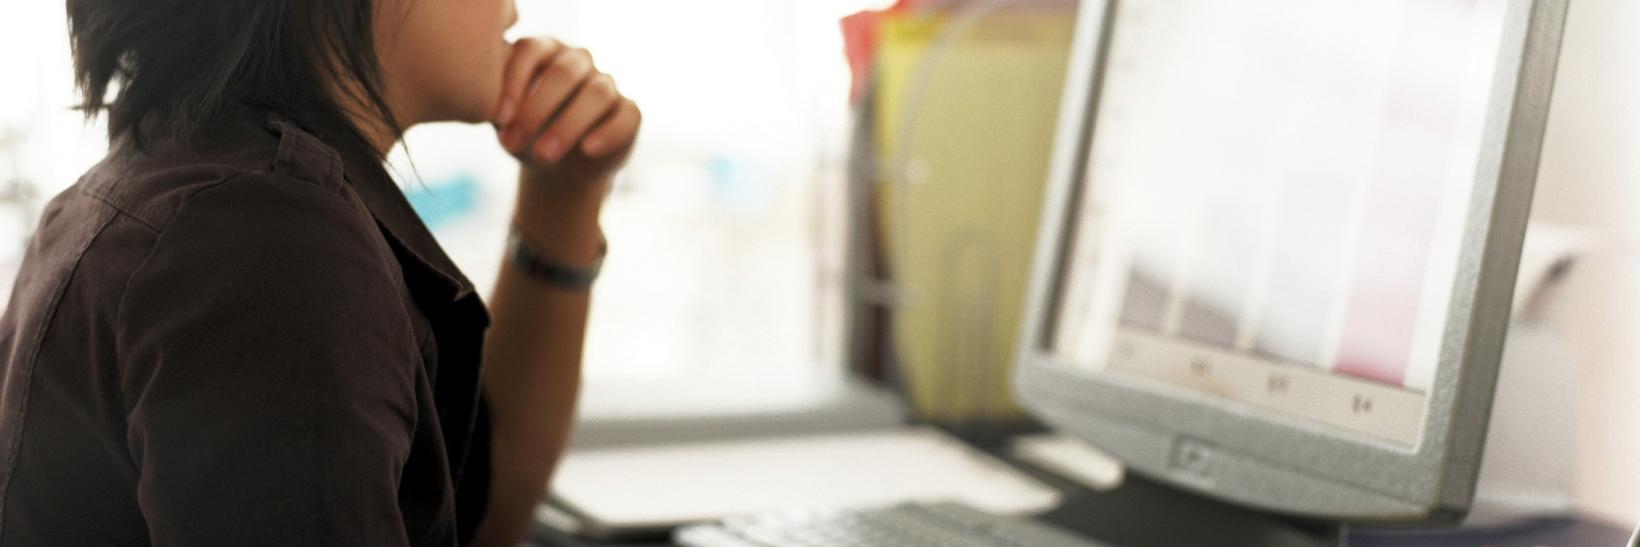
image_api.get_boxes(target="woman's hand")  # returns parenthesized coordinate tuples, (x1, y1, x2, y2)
(494, 38, 641, 194)
(492, 38, 635, 263)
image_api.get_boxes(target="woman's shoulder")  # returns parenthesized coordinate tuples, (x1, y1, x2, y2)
(71, 115, 362, 236)
(101, 117, 395, 284)
(26, 114, 402, 325)
(4, 114, 409, 380)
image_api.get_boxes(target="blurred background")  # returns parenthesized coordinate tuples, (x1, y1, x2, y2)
(0, 0, 1635, 527)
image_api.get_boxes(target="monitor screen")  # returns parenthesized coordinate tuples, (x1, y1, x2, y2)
(1048, 0, 1510, 447)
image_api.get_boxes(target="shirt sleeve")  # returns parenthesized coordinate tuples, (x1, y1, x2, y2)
(116, 173, 422, 546)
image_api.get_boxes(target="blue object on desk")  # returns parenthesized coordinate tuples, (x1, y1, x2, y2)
(405, 173, 480, 231)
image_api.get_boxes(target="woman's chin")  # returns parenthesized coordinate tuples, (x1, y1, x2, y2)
(431, 102, 501, 126)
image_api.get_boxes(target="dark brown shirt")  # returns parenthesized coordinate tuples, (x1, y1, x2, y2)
(0, 113, 493, 545)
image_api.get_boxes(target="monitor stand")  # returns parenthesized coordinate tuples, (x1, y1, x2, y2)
(1035, 471, 1343, 547)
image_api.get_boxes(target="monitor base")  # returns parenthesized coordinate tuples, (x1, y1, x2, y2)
(1037, 472, 1343, 547)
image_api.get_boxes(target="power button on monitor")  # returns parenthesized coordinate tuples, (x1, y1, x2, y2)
(1171, 437, 1214, 481)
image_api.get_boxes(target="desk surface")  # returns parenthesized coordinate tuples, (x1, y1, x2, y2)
(529, 423, 1630, 547)
(530, 512, 1630, 547)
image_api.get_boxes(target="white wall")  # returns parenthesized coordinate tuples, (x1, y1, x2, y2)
(1532, 0, 1640, 525)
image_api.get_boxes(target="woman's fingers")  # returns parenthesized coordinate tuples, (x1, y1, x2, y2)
(497, 38, 639, 167)
(581, 98, 641, 158)
(504, 48, 595, 152)
(529, 74, 622, 163)
(497, 38, 562, 126)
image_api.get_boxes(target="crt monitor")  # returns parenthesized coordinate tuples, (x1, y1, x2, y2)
(1013, 0, 1567, 524)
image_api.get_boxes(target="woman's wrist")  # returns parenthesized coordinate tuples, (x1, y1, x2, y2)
(511, 170, 608, 266)
(509, 213, 604, 267)
(505, 230, 604, 290)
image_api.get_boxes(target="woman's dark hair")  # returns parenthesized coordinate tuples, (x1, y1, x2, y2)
(67, 0, 401, 158)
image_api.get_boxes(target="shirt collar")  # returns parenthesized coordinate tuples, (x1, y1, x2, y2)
(264, 114, 479, 303)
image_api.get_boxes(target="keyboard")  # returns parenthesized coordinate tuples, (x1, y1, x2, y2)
(674, 502, 1109, 547)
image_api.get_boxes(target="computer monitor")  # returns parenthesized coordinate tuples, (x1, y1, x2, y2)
(1014, 0, 1566, 524)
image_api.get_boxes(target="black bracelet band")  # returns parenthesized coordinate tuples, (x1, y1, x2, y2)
(507, 230, 605, 290)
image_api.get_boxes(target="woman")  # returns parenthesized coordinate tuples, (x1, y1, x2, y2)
(0, 0, 636, 545)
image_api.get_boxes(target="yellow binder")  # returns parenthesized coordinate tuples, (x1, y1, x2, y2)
(872, 7, 1075, 422)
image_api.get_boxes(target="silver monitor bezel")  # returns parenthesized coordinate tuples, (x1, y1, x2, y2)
(1012, 0, 1568, 522)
